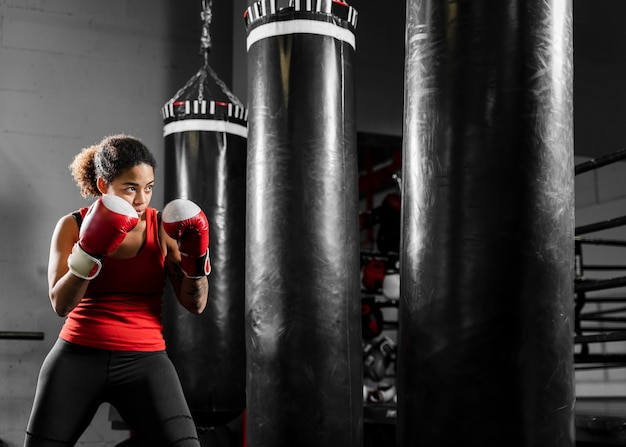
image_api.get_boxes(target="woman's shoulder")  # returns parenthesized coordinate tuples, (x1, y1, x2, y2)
(55, 206, 90, 233)
(52, 212, 81, 243)
(63, 209, 87, 227)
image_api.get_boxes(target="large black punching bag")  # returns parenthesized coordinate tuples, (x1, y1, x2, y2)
(161, 59, 248, 428)
(244, 1, 361, 446)
(398, 1, 575, 446)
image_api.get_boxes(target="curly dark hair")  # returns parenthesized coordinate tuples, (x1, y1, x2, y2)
(70, 134, 157, 197)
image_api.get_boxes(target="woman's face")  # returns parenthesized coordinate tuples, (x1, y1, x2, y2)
(99, 163, 155, 218)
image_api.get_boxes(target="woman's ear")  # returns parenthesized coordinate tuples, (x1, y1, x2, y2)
(96, 177, 108, 195)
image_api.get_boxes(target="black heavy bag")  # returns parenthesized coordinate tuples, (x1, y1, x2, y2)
(244, 1, 362, 446)
(161, 63, 248, 429)
(398, 0, 575, 446)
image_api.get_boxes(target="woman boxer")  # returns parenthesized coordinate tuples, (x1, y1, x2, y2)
(25, 134, 210, 446)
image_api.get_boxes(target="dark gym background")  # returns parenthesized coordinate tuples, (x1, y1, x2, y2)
(1, 0, 625, 445)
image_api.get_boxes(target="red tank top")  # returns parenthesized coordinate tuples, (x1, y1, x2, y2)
(60, 207, 167, 351)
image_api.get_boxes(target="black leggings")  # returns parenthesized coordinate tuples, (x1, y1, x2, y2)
(25, 338, 200, 447)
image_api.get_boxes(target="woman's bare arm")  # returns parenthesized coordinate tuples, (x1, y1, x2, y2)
(162, 227, 208, 315)
(48, 215, 90, 317)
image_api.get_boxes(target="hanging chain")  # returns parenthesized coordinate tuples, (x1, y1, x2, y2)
(200, 0, 213, 57)
(169, 0, 243, 107)
(198, 0, 212, 101)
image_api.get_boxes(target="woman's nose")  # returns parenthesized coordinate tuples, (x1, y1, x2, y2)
(134, 191, 146, 205)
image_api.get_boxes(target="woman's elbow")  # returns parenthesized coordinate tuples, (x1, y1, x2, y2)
(49, 291, 74, 318)
(185, 298, 207, 315)
(50, 299, 71, 318)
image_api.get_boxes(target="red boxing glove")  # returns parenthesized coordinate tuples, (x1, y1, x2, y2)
(68, 195, 139, 280)
(162, 199, 210, 278)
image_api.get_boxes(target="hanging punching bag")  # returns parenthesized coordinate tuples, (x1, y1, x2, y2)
(161, 60, 248, 428)
(244, 1, 361, 446)
(398, 1, 575, 446)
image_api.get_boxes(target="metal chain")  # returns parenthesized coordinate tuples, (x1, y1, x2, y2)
(200, 0, 213, 55)
(166, 0, 244, 108)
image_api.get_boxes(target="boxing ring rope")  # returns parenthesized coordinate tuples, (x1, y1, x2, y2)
(575, 147, 626, 176)
(575, 216, 626, 236)
(574, 148, 626, 370)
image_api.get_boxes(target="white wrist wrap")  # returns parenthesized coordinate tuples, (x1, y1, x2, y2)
(67, 243, 102, 280)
